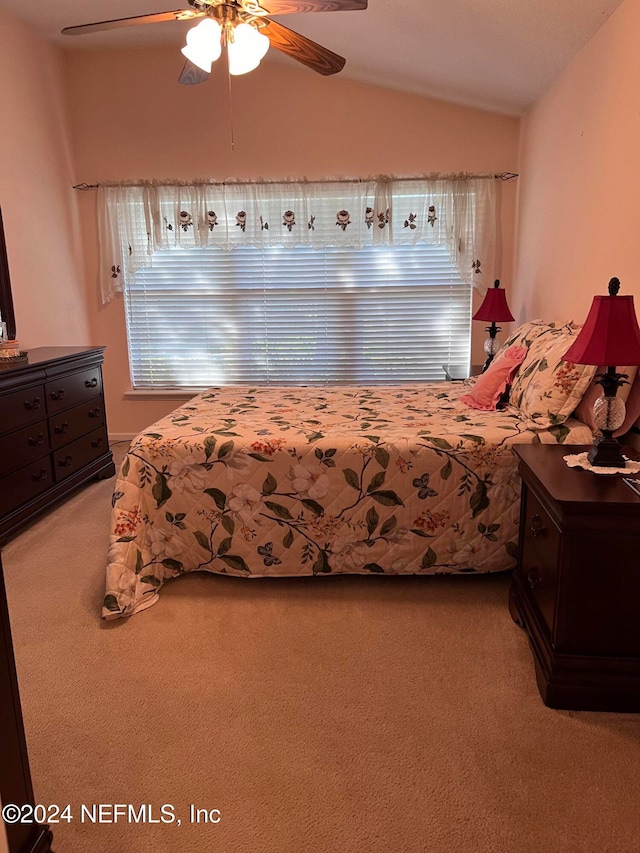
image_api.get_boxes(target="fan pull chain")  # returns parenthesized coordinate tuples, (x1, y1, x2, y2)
(227, 68, 235, 152)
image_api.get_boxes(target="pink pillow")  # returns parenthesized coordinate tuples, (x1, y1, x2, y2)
(573, 383, 598, 431)
(615, 371, 640, 436)
(573, 366, 640, 434)
(461, 346, 528, 411)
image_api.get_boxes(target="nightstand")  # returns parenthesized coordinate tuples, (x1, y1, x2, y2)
(441, 364, 483, 381)
(510, 444, 640, 712)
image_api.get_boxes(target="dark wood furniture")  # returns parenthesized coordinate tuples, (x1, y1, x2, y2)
(510, 444, 640, 712)
(0, 552, 53, 852)
(0, 347, 115, 543)
(0, 208, 17, 342)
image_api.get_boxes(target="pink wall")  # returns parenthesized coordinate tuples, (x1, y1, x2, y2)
(0, 8, 90, 348)
(64, 45, 519, 435)
(512, 0, 640, 326)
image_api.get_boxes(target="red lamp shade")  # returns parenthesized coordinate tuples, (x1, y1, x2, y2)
(564, 290, 640, 366)
(473, 281, 515, 323)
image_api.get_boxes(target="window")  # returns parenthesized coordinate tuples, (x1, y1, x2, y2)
(123, 242, 471, 388)
(99, 176, 496, 389)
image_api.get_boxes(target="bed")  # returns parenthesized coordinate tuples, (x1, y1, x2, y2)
(104, 319, 605, 619)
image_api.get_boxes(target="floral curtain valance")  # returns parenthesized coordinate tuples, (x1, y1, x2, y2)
(97, 176, 496, 305)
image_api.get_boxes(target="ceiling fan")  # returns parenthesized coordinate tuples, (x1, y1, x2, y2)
(62, 0, 368, 83)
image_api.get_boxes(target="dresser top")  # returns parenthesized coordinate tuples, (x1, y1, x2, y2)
(0, 345, 106, 373)
(15, 346, 105, 365)
(514, 444, 640, 509)
(0, 347, 108, 391)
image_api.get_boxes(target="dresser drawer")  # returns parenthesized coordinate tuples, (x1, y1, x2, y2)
(0, 384, 46, 432)
(0, 458, 53, 517)
(49, 400, 105, 450)
(52, 427, 109, 482)
(0, 419, 50, 477)
(45, 366, 102, 414)
(522, 487, 560, 570)
(518, 532, 559, 637)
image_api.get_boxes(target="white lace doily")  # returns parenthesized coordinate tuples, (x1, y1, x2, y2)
(563, 452, 640, 475)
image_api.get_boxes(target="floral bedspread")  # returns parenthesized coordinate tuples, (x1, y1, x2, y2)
(104, 383, 593, 619)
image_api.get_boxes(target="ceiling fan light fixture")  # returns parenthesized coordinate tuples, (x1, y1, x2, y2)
(181, 17, 222, 72)
(62, 2, 365, 81)
(227, 22, 270, 76)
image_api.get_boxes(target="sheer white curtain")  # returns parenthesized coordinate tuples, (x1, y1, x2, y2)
(97, 175, 496, 305)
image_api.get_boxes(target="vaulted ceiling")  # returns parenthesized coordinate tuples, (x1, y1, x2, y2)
(0, 0, 624, 115)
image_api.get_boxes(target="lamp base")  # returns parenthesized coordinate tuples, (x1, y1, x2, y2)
(481, 323, 502, 373)
(481, 355, 494, 373)
(587, 435, 626, 468)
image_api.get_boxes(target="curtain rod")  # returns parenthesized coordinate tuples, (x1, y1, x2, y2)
(72, 172, 518, 191)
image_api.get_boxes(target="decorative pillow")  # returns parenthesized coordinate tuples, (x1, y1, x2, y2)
(572, 365, 640, 435)
(615, 370, 640, 436)
(489, 319, 555, 369)
(461, 346, 528, 411)
(573, 366, 639, 431)
(572, 383, 598, 431)
(509, 323, 597, 428)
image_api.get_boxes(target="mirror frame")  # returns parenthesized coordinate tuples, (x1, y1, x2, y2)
(0, 207, 17, 340)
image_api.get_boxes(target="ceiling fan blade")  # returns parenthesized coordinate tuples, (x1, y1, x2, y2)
(179, 60, 211, 85)
(259, 0, 367, 13)
(62, 10, 203, 36)
(261, 19, 345, 75)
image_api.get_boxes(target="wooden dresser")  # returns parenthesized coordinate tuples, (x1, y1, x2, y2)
(0, 552, 53, 852)
(0, 346, 115, 543)
(510, 444, 640, 712)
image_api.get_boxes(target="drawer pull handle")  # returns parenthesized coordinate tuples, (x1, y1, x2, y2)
(530, 514, 546, 538)
(527, 567, 543, 589)
(24, 396, 41, 410)
(92, 437, 104, 448)
(88, 407, 101, 418)
(58, 455, 73, 467)
(50, 388, 65, 401)
(31, 467, 48, 482)
(85, 377, 98, 388)
(28, 432, 45, 447)
(54, 422, 69, 435)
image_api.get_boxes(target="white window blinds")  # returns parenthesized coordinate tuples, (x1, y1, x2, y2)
(124, 242, 471, 388)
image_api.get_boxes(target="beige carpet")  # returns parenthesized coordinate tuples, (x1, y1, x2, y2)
(3, 444, 640, 853)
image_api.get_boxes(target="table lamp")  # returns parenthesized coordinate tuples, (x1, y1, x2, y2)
(563, 277, 640, 467)
(473, 279, 515, 372)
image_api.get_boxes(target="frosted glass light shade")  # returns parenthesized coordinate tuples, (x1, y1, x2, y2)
(228, 23, 270, 76)
(181, 18, 222, 72)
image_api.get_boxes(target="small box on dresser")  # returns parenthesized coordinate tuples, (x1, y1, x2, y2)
(0, 346, 116, 543)
(510, 444, 640, 712)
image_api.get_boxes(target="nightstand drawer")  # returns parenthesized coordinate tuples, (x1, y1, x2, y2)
(559, 535, 640, 657)
(53, 427, 109, 482)
(518, 532, 559, 636)
(45, 366, 102, 414)
(0, 419, 49, 477)
(49, 400, 105, 449)
(522, 487, 560, 570)
(0, 384, 46, 432)
(0, 459, 53, 516)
